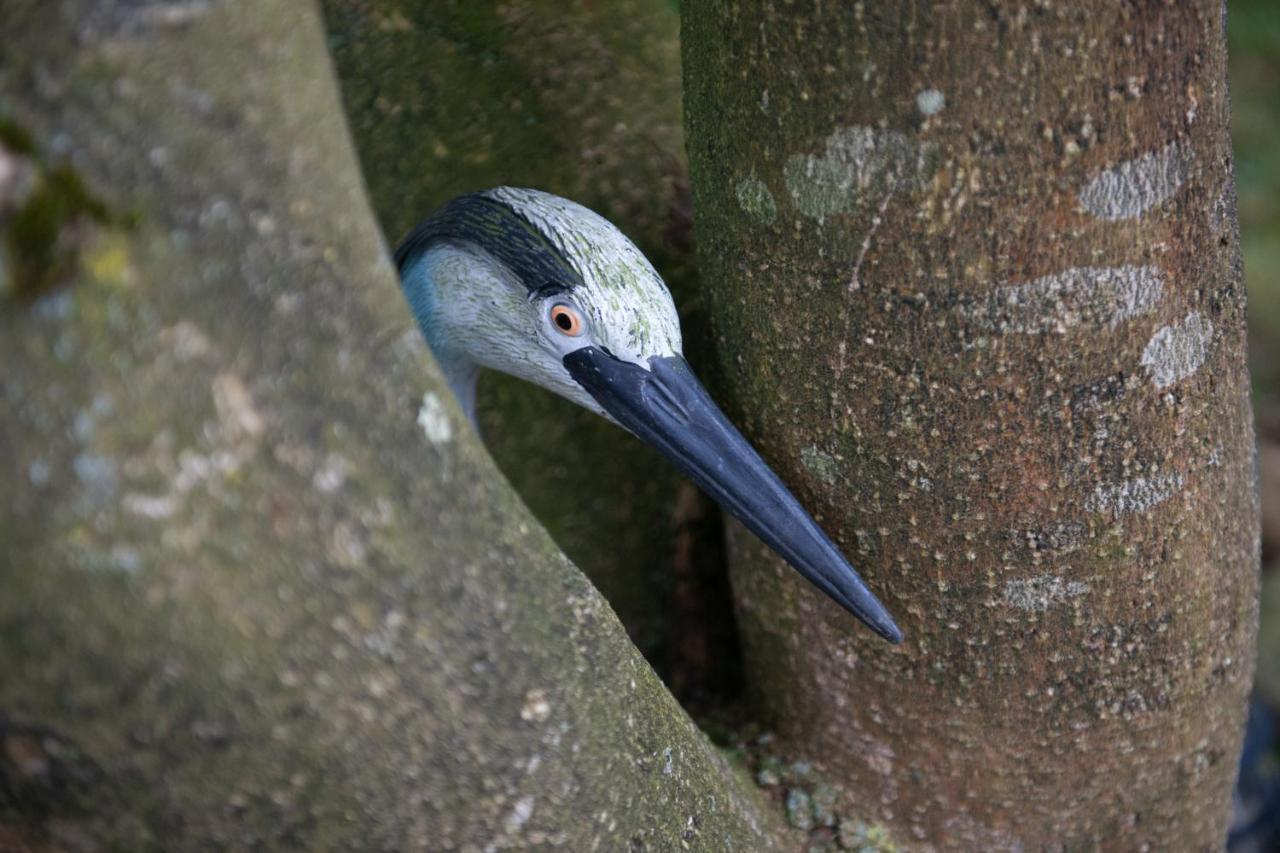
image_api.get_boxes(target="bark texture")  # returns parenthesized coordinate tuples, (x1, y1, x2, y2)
(320, 0, 738, 694)
(0, 1, 777, 848)
(684, 1, 1258, 848)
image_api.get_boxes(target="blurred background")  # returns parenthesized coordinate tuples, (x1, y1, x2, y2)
(1227, 1, 1280, 848)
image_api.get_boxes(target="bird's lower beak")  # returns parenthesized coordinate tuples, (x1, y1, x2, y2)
(563, 348, 901, 644)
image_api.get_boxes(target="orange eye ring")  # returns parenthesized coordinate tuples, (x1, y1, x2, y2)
(550, 304, 585, 337)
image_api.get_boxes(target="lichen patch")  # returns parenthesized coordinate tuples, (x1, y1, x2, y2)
(212, 372, 264, 439)
(915, 89, 945, 116)
(1004, 575, 1090, 611)
(417, 391, 453, 445)
(784, 125, 931, 222)
(735, 175, 777, 224)
(1141, 311, 1213, 388)
(519, 688, 551, 723)
(1087, 470, 1185, 516)
(968, 265, 1163, 334)
(501, 794, 535, 835)
(1079, 139, 1195, 221)
(801, 445, 841, 486)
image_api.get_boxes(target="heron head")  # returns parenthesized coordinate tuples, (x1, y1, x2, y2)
(396, 187, 901, 643)
(395, 187, 682, 418)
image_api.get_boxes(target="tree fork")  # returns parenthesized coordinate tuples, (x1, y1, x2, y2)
(319, 0, 741, 696)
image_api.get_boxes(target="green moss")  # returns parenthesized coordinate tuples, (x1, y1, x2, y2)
(837, 819, 898, 852)
(0, 115, 36, 156)
(4, 163, 110, 301)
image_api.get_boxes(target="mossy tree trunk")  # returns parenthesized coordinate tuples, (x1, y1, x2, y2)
(0, 1, 778, 848)
(320, 0, 739, 700)
(684, 0, 1258, 848)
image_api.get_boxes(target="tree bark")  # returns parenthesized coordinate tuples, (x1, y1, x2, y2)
(321, 0, 739, 697)
(684, 0, 1258, 848)
(0, 1, 777, 848)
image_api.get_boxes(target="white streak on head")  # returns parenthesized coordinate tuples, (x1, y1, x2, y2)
(971, 265, 1163, 334)
(417, 392, 453, 445)
(1087, 470, 1185, 516)
(1004, 575, 1090, 611)
(484, 187, 682, 367)
(1079, 139, 1195, 221)
(784, 125, 931, 222)
(1140, 311, 1213, 388)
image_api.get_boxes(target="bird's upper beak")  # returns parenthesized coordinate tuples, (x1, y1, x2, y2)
(563, 347, 902, 643)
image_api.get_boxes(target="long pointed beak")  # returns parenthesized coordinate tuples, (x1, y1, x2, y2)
(564, 348, 902, 644)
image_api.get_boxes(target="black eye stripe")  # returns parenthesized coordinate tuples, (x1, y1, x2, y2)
(532, 281, 568, 301)
(394, 193, 585, 298)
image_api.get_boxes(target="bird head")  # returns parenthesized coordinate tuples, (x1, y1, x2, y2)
(396, 187, 901, 643)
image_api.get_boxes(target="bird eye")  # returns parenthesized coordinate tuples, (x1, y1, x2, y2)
(550, 304, 585, 337)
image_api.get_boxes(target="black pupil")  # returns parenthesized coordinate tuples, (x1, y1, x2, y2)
(554, 310, 574, 331)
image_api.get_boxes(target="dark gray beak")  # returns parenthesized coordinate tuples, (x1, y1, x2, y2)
(564, 347, 902, 644)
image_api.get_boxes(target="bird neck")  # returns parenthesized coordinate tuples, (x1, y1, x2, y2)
(400, 247, 482, 424)
(435, 351, 479, 424)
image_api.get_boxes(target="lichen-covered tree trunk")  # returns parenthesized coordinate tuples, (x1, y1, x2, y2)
(684, 1, 1258, 848)
(0, 1, 778, 848)
(320, 0, 738, 697)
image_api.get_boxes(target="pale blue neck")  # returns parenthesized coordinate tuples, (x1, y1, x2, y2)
(400, 251, 480, 424)
(436, 353, 479, 424)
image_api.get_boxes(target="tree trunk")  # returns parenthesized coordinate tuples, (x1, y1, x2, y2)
(0, 1, 777, 848)
(321, 0, 739, 699)
(683, 0, 1258, 848)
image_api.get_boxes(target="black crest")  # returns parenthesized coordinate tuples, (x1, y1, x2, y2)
(393, 191, 584, 296)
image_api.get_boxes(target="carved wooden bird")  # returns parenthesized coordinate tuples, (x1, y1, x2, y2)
(395, 187, 901, 643)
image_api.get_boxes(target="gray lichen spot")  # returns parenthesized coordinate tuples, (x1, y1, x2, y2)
(519, 688, 551, 722)
(101, 545, 144, 575)
(417, 391, 453, 445)
(80, 0, 220, 40)
(784, 125, 932, 222)
(1004, 575, 1090, 611)
(968, 265, 1164, 334)
(501, 794, 535, 835)
(838, 819, 899, 851)
(1087, 470, 1185, 517)
(1140, 311, 1214, 388)
(735, 175, 777, 224)
(785, 788, 814, 830)
(27, 458, 51, 487)
(1018, 520, 1086, 556)
(1210, 181, 1236, 236)
(212, 372, 264, 438)
(915, 89, 945, 116)
(1079, 139, 1195, 221)
(73, 452, 118, 502)
(123, 492, 178, 520)
(801, 445, 840, 486)
(312, 452, 350, 494)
